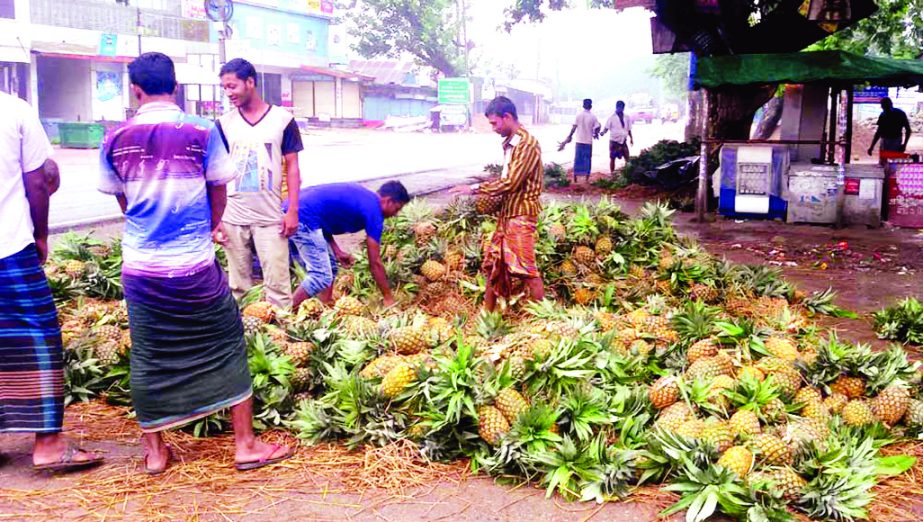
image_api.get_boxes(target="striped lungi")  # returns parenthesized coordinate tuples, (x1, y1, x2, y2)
(482, 215, 540, 298)
(0, 244, 64, 433)
(574, 143, 593, 176)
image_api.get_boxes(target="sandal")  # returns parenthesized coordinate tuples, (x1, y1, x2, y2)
(33, 442, 104, 472)
(235, 444, 293, 472)
(143, 444, 173, 476)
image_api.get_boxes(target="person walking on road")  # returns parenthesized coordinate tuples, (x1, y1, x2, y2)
(290, 181, 410, 310)
(99, 53, 291, 475)
(600, 100, 634, 174)
(868, 97, 912, 163)
(0, 92, 104, 472)
(214, 58, 303, 308)
(558, 99, 600, 182)
(453, 96, 545, 311)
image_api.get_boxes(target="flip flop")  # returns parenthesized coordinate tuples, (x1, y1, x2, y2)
(235, 444, 293, 472)
(33, 443, 104, 472)
(143, 445, 173, 476)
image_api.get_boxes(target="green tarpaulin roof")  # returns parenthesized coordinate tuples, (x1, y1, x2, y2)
(692, 51, 923, 90)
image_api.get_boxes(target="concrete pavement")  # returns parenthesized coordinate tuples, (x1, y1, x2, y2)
(49, 121, 683, 232)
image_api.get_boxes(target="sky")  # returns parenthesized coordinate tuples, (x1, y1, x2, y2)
(464, 2, 663, 105)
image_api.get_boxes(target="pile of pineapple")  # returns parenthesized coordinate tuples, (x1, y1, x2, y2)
(47, 200, 923, 521)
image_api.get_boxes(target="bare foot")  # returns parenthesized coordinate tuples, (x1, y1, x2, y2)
(32, 434, 101, 467)
(235, 439, 291, 465)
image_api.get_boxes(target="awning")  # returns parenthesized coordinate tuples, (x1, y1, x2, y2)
(174, 62, 220, 85)
(0, 45, 29, 64)
(299, 65, 374, 82)
(692, 51, 923, 90)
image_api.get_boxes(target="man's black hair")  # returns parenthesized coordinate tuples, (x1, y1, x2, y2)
(583, 98, 592, 109)
(484, 96, 518, 120)
(128, 53, 176, 96)
(616, 100, 625, 109)
(220, 58, 258, 86)
(378, 180, 411, 204)
(881, 97, 893, 109)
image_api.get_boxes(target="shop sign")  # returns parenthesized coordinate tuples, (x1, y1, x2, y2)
(99, 34, 118, 57)
(844, 178, 860, 195)
(854, 85, 887, 104)
(438, 78, 471, 105)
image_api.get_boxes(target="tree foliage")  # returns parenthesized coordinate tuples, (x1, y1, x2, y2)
(807, 0, 923, 58)
(650, 53, 691, 102)
(346, 0, 465, 76)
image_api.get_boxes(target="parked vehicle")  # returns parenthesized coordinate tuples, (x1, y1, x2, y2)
(634, 106, 657, 124)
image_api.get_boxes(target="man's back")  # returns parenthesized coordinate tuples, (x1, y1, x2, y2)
(878, 108, 909, 140)
(0, 93, 53, 260)
(574, 110, 599, 144)
(295, 183, 384, 242)
(99, 102, 237, 278)
(605, 112, 631, 143)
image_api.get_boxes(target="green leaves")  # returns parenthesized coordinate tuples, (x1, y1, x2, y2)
(661, 461, 750, 522)
(873, 296, 923, 345)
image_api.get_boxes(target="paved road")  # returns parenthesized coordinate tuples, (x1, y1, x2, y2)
(49, 121, 683, 231)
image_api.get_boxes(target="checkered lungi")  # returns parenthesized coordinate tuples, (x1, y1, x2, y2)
(482, 215, 540, 298)
(0, 244, 64, 433)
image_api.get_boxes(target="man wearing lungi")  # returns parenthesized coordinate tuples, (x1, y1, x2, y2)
(99, 53, 291, 474)
(213, 58, 304, 309)
(600, 101, 634, 174)
(289, 181, 410, 310)
(558, 98, 600, 182)
(453, 96, 545, 311)
(0, 92, 104, 471)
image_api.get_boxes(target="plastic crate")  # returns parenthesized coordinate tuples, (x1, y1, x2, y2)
(58, 122, 105, 149)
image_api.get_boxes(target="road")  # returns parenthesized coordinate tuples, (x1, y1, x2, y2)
(49, 120, 683, 230)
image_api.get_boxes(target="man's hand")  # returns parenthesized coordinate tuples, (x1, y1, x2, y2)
(867, 146, 874, 156)
(450, 184, 476, 196)
(34, 238, 48, 265)
(630, 138, 635, 146)
(281, 209, 299, 237)
(212, 223, 229, 245)
(557, 139, 570, 152)
(336, 251, 355, 268)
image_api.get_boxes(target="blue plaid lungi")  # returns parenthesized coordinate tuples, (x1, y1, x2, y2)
(0, 244, 64, 433)
(574, 143, 593, 177)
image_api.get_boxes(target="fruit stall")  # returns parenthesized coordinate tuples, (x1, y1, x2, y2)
(691, 50, 923, 227)
(19, 195, 923, 522)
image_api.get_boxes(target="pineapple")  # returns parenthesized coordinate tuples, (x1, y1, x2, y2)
(793, 387, 823, 410)
(903, 399, 923, 427)
(761, 397, 786, 423)
(118, 329, 132, 353)
(729, 409, 761, 436)
(655, 280, 673, 296)
(391, 326, 429, 355)
(656, 402, 693, 432)
(718, 446, 753, 477)
(573, 245, 595, 265)
(340, 316, 378, 337)
(559, 259, 578, 276)
(766, 367, 802, 399)
(413, 221, 437, 246)
(475, 195, 502, 216)
(594, 311, 620, 332)
(871, 384, 911, 425)
(764, 338, 800, 362)
(477, 405, 510, 446)
(298, 298, 325, 320)
(628, 264, 647, 280)
(444, 250, 464, 272)
(738, 365, 765, 382)
(783, 417, 830, 453)
(242, 316, 263, 336)
(842, 400, 876, 427)
(291, 367, 312, 393)
(750, 467, 806, 501)
(94, 340, 120, 366)
(573, 287, 596, 306)
(381, 362, 416, 398)
(802, 402, 831, 422)
(649, 376, 681, 410)
(507, 355, 527, 381)
(284, 341, 315, 367)
(495, 388, 529, 424)
(93, 324, 122, 344)
(686, 338, 718, 364)
(243, 302, 275, 324)
(420, 260, 447, 282)
(334, 296, 364, 317)
(63, 259, 86, 279)
(700, 418, 734, 452)
(685, 353, 734, 382)
(360, 355, 405, 379)
(676, 418, 705, 439)
(594, 236, 613, 258)
(689, 283, 718, 303)
(823, 393, 848, 415)
(658, 248, 674, 270)
(547, 222, 566, 240)
(751, 434, 793, 466)
(829, 375, 866, 399)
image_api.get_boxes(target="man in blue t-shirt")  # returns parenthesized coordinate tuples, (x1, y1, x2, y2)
(289, 181, 410, 309)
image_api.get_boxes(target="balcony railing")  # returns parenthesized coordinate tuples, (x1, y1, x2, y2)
(30, 0, 209, 42)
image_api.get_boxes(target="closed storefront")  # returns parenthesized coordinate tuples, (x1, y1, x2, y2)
(342, 81, 362, 119)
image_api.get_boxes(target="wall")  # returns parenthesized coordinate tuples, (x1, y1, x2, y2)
(37, 56, 91, 121)
(219, 2, 330, 68)
(363, 95, 434, 122)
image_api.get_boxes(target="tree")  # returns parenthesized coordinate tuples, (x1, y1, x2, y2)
(650, 53, 691, 103)
(346, 0, 466, 77)
(808, 0, 923, 58)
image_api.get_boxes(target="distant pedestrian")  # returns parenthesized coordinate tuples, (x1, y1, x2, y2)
(0, 92, 104, 472)
(600, 100, 634, 174)
(558, 99, 600, 182)
(289, 181, 410, 310)
(99, 53, 291, 474)
(453, 96, 545, 311)
(868, 97, 911, 162)
(215, 58, 304, 309)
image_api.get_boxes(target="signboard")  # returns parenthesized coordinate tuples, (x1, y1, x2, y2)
(844, 177, 860, 195)
(98, 34, 117, 57)
(887, 163, 923, 227)
(182, 0, 207, 20)
(241, 0, 334, 15)
(440, 104, 468, 126)
(854, 85, 888, 104)
(438, 78, 471, 105)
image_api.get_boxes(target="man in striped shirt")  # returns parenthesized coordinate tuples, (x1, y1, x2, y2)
(453, 96, 545, 311)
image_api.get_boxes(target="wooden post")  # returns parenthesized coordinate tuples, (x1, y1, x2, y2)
(695, 91, 710, 223)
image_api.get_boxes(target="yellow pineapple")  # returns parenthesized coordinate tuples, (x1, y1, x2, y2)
(594, 236, 613, 258)
(94, 340, 120, 366)
(793, 387, 822, 410)
(334, 295, 364, 317)
(444, 250, 464, 272)
(495, 388, 529, 424)
(750, 468, 806, 501)
(381, 362, 416, 398)
(871, 384, 911, 425)
(751, 434, 793, 466)
(701, 418, 735, 452)
(284, 341, 315, 367)
(686, 338, 718, 364)
(573, 287, 596, 306)
(390, 326, 429, 355)
(573, 245, 595, 265)
(559, 259, 578, 276)
(547, 222, 566, 240)
(676, 418, 705, 439)
(718, 446, 753, 477)
(729, 409, 761, 436)
(298, 298, 325, 320)
(413, 221, 437, 246)
(649, 376, 680, 410)
(420, 260, 447, 282)
(477, 405, 510, 446)
(842, 400, 875, 427)
(243, 301, 275, 324)
(689, 283, 719, 303)
(63, 259, 86, 279)
(360, 354, 405, 379)
(656, 402, 693, 432)
(764, 337, 800, 362)
(738, 365, 765, 382)
(829, 375, 866, 399)
(823, 393, 848, 414)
